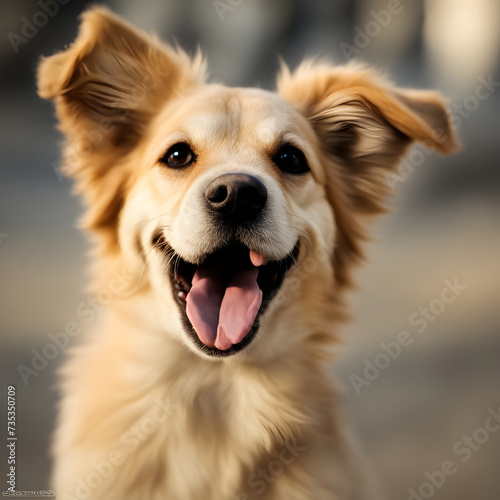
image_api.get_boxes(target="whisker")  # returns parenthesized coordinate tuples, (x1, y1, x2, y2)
(300, 232, 313, 252)
(128, 238, 164, 292)
(132, 210, 178, 228)
(131, 261, 149, 293)
(126, 230, 176, 294)
(282, 222, 300, 231)
(284, 209, 308, 225)
(173, 254, 182, 278)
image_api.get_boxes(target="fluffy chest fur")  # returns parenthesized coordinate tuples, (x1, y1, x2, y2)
(54, 306, 343, 500)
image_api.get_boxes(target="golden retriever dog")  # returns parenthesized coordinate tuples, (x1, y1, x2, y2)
(38, 7, 458, 500)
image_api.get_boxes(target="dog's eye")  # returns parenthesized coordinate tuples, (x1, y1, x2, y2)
(273, 145, 309, 174)
(159, 143, 195, 168)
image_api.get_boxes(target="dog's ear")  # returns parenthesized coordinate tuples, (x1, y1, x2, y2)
(277, 61, 459, 285)
(37, 7, 205, 251)
(38, 6, 205, 150)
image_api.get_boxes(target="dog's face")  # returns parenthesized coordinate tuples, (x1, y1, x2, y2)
(119, 85, 328, 356)
(38, 8, 458, 359)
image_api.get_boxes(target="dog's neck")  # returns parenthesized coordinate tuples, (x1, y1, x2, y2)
(65, 264, 344, 497)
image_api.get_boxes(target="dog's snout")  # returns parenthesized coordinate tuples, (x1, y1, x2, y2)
(205, 173, 267, 223)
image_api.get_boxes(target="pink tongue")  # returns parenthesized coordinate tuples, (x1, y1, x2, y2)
(215, 268, 262, 350)
(185, 267, 262, 350)
(185, 268, 224, 348)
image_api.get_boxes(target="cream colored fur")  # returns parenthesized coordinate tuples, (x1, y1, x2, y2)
(37, 7, 458, 500)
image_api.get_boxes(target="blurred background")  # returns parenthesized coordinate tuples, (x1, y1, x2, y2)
(1, 0, 499, 498)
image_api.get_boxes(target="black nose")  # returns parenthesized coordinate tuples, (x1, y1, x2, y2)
(205, 173, 267, 224)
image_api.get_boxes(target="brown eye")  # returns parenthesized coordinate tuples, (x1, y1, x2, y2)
(273, 145, 309, 174)
(159, 143, 195, 168)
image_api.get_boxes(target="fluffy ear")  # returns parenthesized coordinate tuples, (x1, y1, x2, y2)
(38, 6, 205, 149)
(277, 61, 459, 286)
(37, 7, 205, 251)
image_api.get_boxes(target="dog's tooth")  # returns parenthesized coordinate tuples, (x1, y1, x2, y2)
(177, 291, 187, 301)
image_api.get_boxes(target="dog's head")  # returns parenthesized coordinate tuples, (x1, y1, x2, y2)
(38, 8, 458, 359)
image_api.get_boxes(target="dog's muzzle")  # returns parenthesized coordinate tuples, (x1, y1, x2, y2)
(154, 173, 299, 356)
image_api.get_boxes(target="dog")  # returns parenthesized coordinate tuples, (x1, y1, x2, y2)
(37, 7, 458, 499)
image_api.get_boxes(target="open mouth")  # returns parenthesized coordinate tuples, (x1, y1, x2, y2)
(155, 235, 300, 356)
